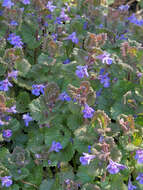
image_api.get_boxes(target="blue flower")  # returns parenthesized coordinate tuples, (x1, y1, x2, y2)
(98, 70, 110, 88)
(49, 141, 63, 152)
(60, 8, 70, 21)
(10, 20, 18, 26)
(128, 178, 137, 190)
(75, 65, 89, 79)
(0, 78, 13, 91)
(8, 70, 18, 80)
(127, 14, 143, 26)
(58, 92, 71, 101)
(52, 33, 58, 41)
(32, 84, 45, 96)
(2, 129, 12, 138)
(54, 17, 62, 24)
(63, 59, 71, 64)
(22, 113, 33, 126)
(136, 173, 143, 184)
(7, 33, 23, 48)
(67, 32, 79, 44)
(2, 0, 14, 9)
(46, 1, 56, 12)
(119, 4, 129, 11)
(0, 176, 12, 187)
(22, 0, 30, 4)
(96, 52, 113, 65)
(80, 153, 96, 165)
(82, 104, 94, 119)
(107, 159, 127, 174)
(7, 105, 17, 114)
(88, 145, 91, 153)
(135, 149, 143, 164)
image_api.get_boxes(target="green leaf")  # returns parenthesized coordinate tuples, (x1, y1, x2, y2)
(45, 127, 71, 149)
(29, 97, 46, 123)
(15, 58, 31, 77)
(40, 179, 55, 190)
(12, 168, 30, 180)
(49, 143, 75, 162)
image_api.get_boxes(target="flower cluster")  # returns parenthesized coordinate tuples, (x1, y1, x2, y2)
(75, 65, 89, 79)
(82, 104, 94, 119)
(7, 33, 23, 48)
(66, 32, 79, 44)
(0, 79, 13, 91)
(127, 14, 143, 26)
(31, 84, 45, 96)
(134, 149, 143, 164)
(2, 0, 14, 9)
(0, 176, 12, 187)
(46, 1, 56, 12)
(22, 0, 30, 5)
(2, 129, 12, 139)
(98, 69, 110, 88)
(49, 141, 63, 152)
(58, 92, 71, 101)
(107, 159, 127, 174)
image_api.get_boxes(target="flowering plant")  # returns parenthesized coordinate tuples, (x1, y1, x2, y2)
(0, 0, 143, 189)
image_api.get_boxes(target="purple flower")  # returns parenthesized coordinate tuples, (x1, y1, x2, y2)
(82, 104, 94, 119)
(32, 84, 45, 96)
(58, 92, 71, 101)
(0, 11, 3, 16)
(80, 153, 96, 165)
(119, 4, 129, 11)
(98, 71, 110, 88)
(83, 21, 88, 30)
(2, 129, 12, 138)
(128, 178, 137, 190)
(49, 141, 63, 152)
(8, 70, 18, 80)
(44, 22, 48, 27)
(96, 88, 102, 97)
(10, 20, 18, 26)
(46, 1, 56, 12)
(136, 173, 143, 184)
(135, 149, 143, 164)
(0, 119, 5, 126)
(66, 32, 79, 44)
(99, 24, 103, 28)
(22, 0, 30, 4)
(52, 33, 58, 41)
(0, 176, 12, 187)
(107, 159, 127, 174)
(60, 8, 70, 21)
(7, 33, 23, 48)
(45, 14, 53, 20)
(22, 113, 33, 126)
(7, 105, 17, 113)
(54, 17, 62, 24)
(88, 145, 91, 153)
(137, 72, 142, 78)
(2, 0, 14, 9)
(0, 78, 13, 91)
(96, 52, 113, 65)
(35, 154, 41, 159)
(127, 14, 143, 26)
(75, 65, 89, 79)
(63, 59, 71, 64)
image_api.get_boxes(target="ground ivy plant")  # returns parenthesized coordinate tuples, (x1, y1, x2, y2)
(0, 0, 143, 189)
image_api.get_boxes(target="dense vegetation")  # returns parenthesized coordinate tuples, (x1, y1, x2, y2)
(0, 0, 143, 189)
